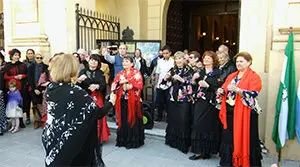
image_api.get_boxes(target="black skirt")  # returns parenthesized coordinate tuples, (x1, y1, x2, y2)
(190, 98, 220, 155)
(219, 104, 262, 167)
(116, 99, 145, 149)
(165, 101, 191, 153)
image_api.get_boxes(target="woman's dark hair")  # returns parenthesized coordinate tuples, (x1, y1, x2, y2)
(73, 52, 82, 64)
(9, 48, 21, 60)
(189, 51, 201, 62)
(134, 48, 142, 57)
(202, 51, 219, 68)
(123, 55, 134, 67)
(26, 49, 35, 61)
(234, 52, 253, 65)
(162, 45, 172, 53)
(0, 51, 4, 62)
(89, 54, 102, 69)
(26, 49, 35, 54)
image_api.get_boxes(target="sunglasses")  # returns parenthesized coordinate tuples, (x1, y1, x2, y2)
(36, 57, 43, 60)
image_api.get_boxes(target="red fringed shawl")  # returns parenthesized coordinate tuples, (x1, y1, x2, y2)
(219, 68, 262, 167)
(111, 68, 143, 128)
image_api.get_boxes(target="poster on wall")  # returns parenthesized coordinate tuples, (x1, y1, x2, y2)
(136, 42, 161, 67)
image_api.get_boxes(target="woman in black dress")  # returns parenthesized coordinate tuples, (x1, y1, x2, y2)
(3, 49, 28, 128)
(111, 55, 144, 149)
(77, 54, 110, 143)
(161, 51, 194, 153)
(189, 51, 222, 160)
(42, 53, 115, 167)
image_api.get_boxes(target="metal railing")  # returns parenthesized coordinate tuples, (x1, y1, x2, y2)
(75, 4, 120, 53)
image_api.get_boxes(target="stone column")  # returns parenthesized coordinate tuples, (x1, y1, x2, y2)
(3, 0, 50, 62)
(3, 0, 96, 62)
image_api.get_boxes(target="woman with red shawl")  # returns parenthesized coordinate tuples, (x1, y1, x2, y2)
(77, 54, 110, 143)
(111, 55, 144, 149)
(217, 52, 263, 167)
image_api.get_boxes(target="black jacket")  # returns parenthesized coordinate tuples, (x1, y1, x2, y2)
(27, 62, 49, 91)
(219, 62, 236, 83)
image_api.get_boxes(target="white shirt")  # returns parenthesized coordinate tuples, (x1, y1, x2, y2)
(155, 58, 174, 89)
(134, 57, 141, 70)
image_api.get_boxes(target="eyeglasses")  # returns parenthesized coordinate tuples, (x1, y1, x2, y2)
(36, 57, 43, 60)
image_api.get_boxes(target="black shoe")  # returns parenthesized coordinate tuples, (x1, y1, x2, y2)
(26, 118, 31, 125)
(19, 119, 26, 128)
(189, 155, 202, 160)
(0, 132, 3, 136)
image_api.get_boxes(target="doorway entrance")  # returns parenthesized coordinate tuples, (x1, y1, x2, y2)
(166, 0, 240, 55)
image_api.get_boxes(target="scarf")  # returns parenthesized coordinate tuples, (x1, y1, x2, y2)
(111, 68, 143, 128)
(219, 68, 262, 167)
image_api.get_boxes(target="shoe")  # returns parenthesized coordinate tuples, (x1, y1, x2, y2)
(26, 118, 31, 125)
(19, 121, 26, 128)
(34, 121, 40, 129)
(12, 128, 19, 133)
(189, 155, 202, 160)
(8, 127, 15, 132)
(0, 132, 3, 136)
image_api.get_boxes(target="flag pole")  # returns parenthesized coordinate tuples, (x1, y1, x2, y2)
(278, 148, 281, 167)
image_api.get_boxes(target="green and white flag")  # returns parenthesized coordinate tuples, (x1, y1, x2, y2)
(272, 32, 297, 151)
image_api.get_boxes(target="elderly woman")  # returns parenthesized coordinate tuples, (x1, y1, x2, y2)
(218, 52, 262, 167)
(189, 51, 222, 160)
(0, 51, 6, 135)
(42, 53, 115, 167)
(77, 54, 110, 143)
(28, 53, 50, 129)
(188, 51, 203, 72)
(217, 51, 236, 83)
(3, 49, 28, 128)
(161, 51, 194, 153)
(111, 55, 144, 149)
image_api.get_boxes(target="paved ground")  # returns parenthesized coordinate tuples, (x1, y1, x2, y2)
(0, 124, 300, 167)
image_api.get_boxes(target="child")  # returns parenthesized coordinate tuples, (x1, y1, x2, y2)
(6, 80, 23, 133)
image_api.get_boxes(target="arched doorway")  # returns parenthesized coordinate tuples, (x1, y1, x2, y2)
(164, 0, 240, 55)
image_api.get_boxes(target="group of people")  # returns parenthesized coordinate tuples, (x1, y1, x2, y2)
(149, 44, 263, 167)
(0, 43, 263, 167)
(0, 48, 50, 135)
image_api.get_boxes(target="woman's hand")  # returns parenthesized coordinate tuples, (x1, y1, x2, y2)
(172, 74, 184, 83)
(41, 81, 50, 87)
(77, 74, 87, 83)
(216, 88, 225, 96)
(163, 74, 171, 81)
(126, 83, 133, 90)
(119, 78, 128, 84)
(109, 93, 116, 106)
(15, 75, 23, 80)
(228, 84, 238, 92)
(34, 89, 41, 95)
(88, 84, 99, 92)
(198, 80, 209, 88)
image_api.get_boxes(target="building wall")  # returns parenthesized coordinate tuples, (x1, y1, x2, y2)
(95, 0, 141, 40)
(264, 0, 300, 161)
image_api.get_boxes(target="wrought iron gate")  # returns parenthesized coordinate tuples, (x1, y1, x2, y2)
(75, 4, 120, 53)
(0, 13, 4, 48)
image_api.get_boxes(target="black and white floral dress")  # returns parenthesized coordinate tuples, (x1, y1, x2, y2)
(42, 82, 112, 167)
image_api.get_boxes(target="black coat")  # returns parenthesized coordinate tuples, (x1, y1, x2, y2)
(0, 71, 4, 90)
(42, 83, 112, 167)
(27, 62, 49, 91)
(219, 62, 236, 84)
(78, 68, 106, 95)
